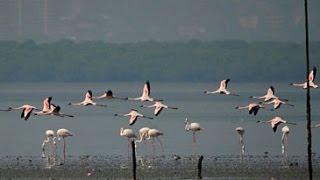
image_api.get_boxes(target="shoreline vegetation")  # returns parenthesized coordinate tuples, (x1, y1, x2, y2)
(0, 40, 319, 82)
(0, 155, 319, 179)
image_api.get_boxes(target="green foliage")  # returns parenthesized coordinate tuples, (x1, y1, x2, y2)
(0, 40, 319, 82)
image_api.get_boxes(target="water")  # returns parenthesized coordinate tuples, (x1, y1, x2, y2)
(0, 82, 319, 157)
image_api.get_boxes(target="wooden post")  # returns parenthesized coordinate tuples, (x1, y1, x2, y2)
(131, 140, 137, 180)
(197, 155, 204, 179)
(304, 0, 313, 179)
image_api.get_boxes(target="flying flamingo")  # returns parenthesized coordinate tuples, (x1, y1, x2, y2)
(94, 90, 128, 100)
(281, 126, 290, 164)
(204, 79, 239, 96)
(313, 123, 320, 128)
(185, 118, 203, 157)
(235, 103, 267, 116)
(128, 81, 163, 102)
(249, 86, 286, 102)
(263, 98, 294, 109)
(290, 66, 318, 89)
(41, 129, 56, 159)
(120, 128, 137, 158)
(114, 109, 153, 126)
(40, 104, 74, 117)
(55, 128, 73, 163)
(141, 101, 178, 116)
(68, 90, 107, 107)
(8, 105, 40, 121)
(235, 127, 245, 161)
(147, 128, 164, 155)
(256, 116, 296, 132)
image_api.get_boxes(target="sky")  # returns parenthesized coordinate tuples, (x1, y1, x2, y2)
(0, 0, 319, 42)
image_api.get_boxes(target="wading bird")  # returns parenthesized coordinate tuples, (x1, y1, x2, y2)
(249, 86, 284, 102)
(8, 105, 40, 121)
(141, 101, 178, 116)
(185, 118, 203, 156)
(263, 98, 294, 109)
(68, 90, 107, 107)
(235, 103, 266, 116)
(235, 127, 245, 161)
(115, 109, 153, 126)
(55, 128, 73, 163)
(128, 81, 162, 102)
(41, 130, 56, 159)
(136, 127, 151, 143)
(147, 128, 164, 154)
(94, 90, 128, 100)
(204, 79, 239, 96)
(281, 126, 290, 164)
(290, 66, 318, 89)
(256, 116, 296, 132)
(120, 128, 137, 157)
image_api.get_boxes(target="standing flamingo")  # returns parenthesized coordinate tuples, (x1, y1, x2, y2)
(256, 116, 296, 132)
(263, 98, 294, 109)
(141, 101, 178, 116)
(290, 66, 318, 88)
(114, 109, 153, 126)
(68, 90, 107, 107)
(147, 128, 164, 155)
(8, 105, 40, 120)
(185, 118, 203, 157)
(56, 128, 73, 163)
(235, 103, 266, 116)
(281, 126, 290, 164)
(235, 127, 245, 161)
(94, 90, 128, 100)
(128, 81, 162, 102)
(204, 79, 239, 96)
(41, 129, 56, 159)
(120, 128, 137, 158)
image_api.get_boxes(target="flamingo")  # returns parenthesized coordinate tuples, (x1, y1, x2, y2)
(41, 130, 56, 159)
(204, 79, 239, 96)
(114, 109, 153, 126)
(68, 90, 107, 107)
(263, 98, 294, 109)
(94, 90, 128, 100)
(8, 105, 40, 121)
(128, 81, 162, 102)
(35, 97, 74, 117)
(235, 103, 266, 116)
(249, 86, 285, 102)
(235, 127, 245, 161)
(120, 128, 137, 158)
(141, 101, 178, 116)
(256, 116, 296, 132)
(147, 128, 164, 154)
(136, 127, 151, 143)
(41, 104, 74, 117)
(185, 118, 203, 156)
(55, 128, 73, 163)
(313, 123, 320, 128)
(290, 66, 318, 88)
(281, 126, 290, 164)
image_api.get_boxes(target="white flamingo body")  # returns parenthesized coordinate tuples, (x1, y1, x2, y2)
(235, 103, 264, 116)
(137, 127, 150, 143)
(128, 81, 162, 102)
(291, 67, 318, 89)
(115, 109, 153, 126)
(264, 98, 294, 109)
(56, 128, 73, 162)
(250, 86, 278, 102)
(281, 126, 290, 163)
(120, 128, 137, 140)
(10, 104, 39, 121)
(185, 118, 203, 156)
(257, 116, 296, 132)
(235, 127, 245, 160)
(142, 101, 178, 116)
(204, 79, 238, 96)
(69, 90, 107, 107)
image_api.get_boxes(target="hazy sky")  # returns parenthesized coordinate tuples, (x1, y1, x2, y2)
(0, 0, 319, 42)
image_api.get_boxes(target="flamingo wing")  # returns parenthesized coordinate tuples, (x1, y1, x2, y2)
(129, 114, 138, 125)
(85, 90, 93, 100)
(309, 67, 317, 82)
(142, 81, 151, 96)
(267, 86, 275, 96)
(154, 106, 164, 116)
(43, 97, 52, 112)
(23, 107, 33, 120)
(106, 90, 113, 99)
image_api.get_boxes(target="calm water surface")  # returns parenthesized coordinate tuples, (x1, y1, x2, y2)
(0, 82, 319, 156)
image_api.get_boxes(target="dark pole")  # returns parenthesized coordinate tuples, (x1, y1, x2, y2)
(131, 140, 137, 180)
(304, 0, 312, 179)
(197, 155, 204, 179)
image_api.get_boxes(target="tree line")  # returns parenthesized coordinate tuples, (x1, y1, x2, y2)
(0, 39, 319, 82)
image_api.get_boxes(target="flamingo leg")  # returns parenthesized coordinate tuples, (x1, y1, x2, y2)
(127, 139, 130, 160)
(63, 138, 66, 163)
(240, 135, 244, 161)
(156, 137, 164, 153)
(152, 138, 155, 159)
(192, 132, 197, 159)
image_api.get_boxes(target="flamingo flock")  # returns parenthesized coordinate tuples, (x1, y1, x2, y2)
(0, 66, 319, 166)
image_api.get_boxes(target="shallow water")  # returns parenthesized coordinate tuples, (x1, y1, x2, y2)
(0, 82, 319, 157)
